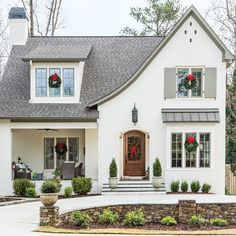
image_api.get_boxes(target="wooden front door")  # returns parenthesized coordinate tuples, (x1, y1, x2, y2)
(124, 130, 145, 176)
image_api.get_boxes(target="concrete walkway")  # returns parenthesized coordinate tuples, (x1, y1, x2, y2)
(1, 194, 236, 236)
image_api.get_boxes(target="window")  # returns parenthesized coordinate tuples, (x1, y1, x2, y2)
(68, 138, 79, 162)
(49, 68, 61, 97)
(185, 133, 197, 168)
(177, 67, 203, 98)
(191, 68, 202, 97)
(44, 137, 80, 170)
(177, 68, 189, 98)
(63, 69, 74, 96)
(44, 138, 54, 169)
(199, 133, 210, 167)
(170, 132, 211, 169)
(171, 133, 182, 168)
(36, 69, 47, 97)
(35, 67, 75, 98)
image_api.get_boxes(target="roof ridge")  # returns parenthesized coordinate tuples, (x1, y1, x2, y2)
(28, 35, 165, 38)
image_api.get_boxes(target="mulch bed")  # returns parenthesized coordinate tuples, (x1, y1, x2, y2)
(0, 197, 22, 203)
(166, 192, 213, 194)
(59, 222, 236, 231)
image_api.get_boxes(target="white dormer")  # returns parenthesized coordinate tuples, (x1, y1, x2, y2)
(22, 45, 91, 103)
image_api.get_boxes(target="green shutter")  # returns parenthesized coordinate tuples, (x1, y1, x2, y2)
(164, 68, 176, 98)
(204, 68, 217, 98)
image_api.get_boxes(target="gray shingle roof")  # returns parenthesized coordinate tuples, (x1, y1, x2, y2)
(22, 45, 92, 62)
(162, 108, 220, 123)
(0, 36, 163, 119)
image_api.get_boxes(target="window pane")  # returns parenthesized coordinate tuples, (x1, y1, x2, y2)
(63, 69, 74, 96)
(171, 133, 182, 167)
(36, 69, 47, 97)
(199, 133, 210, 167)
(177, 68, 189, 98)
(68, 138, 79, 162)
(49, 68, 61, 97)
(191, 68, 202, 97)
(56, 138, 67, 168)
(44, 138, 54, 169)
(185, 133, 197, 168)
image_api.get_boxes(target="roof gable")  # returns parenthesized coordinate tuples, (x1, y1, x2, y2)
(89, 5, 234, 107)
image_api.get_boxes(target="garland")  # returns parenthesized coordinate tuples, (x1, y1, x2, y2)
(48, 73, 61, 88)
(55, 142, 68, 155)
(185, 136, 198, 153)
(184, 74, 197, 90)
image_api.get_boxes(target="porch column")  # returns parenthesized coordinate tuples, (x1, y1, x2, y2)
(0, 120, 12, 195)
(85, 129, 99, 193)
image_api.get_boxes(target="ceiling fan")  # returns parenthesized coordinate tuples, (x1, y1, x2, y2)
(36, 128, 59, 131)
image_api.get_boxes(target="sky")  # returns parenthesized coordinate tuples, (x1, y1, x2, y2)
(1, 0, 213, 36)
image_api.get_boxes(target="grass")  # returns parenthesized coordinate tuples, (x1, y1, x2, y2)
(35, 226, 236, 235)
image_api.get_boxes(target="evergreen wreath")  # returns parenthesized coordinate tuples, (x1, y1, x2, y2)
(48, 73, 61, 88)
(185, 136, 198, 153)
(55, 142, 68, 155)
(184, 74, 197, 90)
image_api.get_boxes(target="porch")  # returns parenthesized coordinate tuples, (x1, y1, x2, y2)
(0, 120, 99, 195)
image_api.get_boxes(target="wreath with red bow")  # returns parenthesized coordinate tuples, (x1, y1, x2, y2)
(55, 142, 68, 155)
(185, 136, 198, 153)
(48, 73, 61, 88)
(184, 74, 197, 90)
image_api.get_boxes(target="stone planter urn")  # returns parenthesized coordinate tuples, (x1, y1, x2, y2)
(152, 176, 162, 189)
(40, 193, 58, 207)
(109, 177, 118, 189)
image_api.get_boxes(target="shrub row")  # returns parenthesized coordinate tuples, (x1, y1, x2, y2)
(13, 177, 93, 197)
(170, 180, 211, 193)
(70, 208, 228, 228)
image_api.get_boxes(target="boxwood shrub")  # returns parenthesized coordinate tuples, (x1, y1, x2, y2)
(13, 179, 35, 196)
(170, 180, 179, 193)
(72, 177, 93, 195)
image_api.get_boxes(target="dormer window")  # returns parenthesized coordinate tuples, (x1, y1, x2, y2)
(23, 44, 91, 104)
(35, 67, 75, 98)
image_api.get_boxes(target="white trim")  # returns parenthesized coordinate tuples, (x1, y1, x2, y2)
(10, 122, 97, 129)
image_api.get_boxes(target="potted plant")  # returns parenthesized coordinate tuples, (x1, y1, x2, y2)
(40, 179, 61, 207)
(152, 158, 162, 189)
(31, 172, 38, 181)
(109, 158, 118, 189)
(53, 168, 61, 180)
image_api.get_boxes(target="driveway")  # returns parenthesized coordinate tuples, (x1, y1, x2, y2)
(1, 194, 236, 236)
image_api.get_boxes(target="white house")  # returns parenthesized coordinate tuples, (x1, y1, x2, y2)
(0, 6, 234, 195)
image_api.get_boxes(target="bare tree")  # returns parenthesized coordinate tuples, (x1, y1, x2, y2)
(20, 0, 64, 36)
(207, 0, 236, 164)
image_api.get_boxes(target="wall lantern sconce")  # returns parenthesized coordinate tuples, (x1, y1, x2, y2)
(18, 156, 22, 164)
(132, 103, 138, 124)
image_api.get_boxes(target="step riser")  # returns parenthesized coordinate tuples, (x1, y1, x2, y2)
(102, 182, 165, 193)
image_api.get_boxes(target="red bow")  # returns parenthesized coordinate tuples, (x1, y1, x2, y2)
(51, 73, 58, 81)
(187, 136, 195, 144)
(57, 143, 64, 148)
(186, 74, 196, 82)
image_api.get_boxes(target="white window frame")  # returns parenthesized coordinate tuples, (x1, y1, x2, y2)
(176, 66, 205, 99)
(44, 136, 80, 170)
(168, 129, 213, 170)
